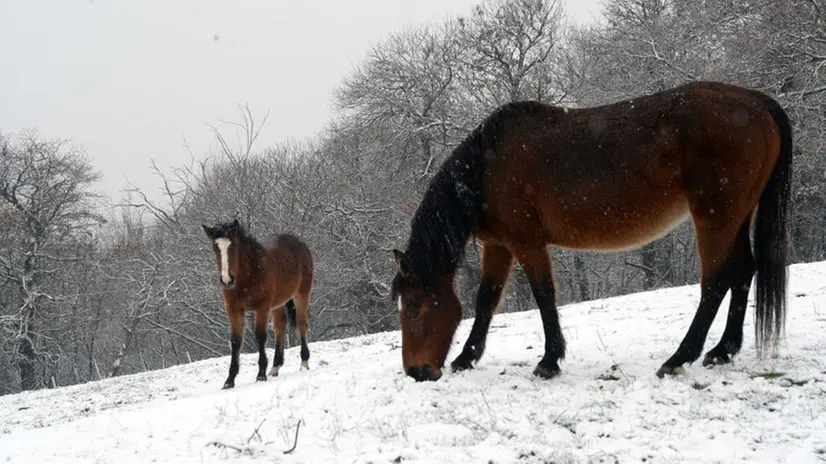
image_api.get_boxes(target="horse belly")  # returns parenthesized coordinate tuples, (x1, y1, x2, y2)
(546, 193, 690, 252)
(484, 114, 689, 252)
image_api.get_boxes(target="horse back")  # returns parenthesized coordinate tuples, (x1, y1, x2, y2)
(264, 233, 313, 289)
(478, 81, 782, 251)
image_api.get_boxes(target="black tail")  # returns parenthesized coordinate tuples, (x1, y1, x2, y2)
(285, 299, 298, 335)
(753, 96, 793, 357)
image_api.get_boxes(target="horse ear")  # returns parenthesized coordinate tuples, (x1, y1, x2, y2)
(393, 249, 411, 278)
(202, 224, 213, 237)
(231, 218, 240, 230)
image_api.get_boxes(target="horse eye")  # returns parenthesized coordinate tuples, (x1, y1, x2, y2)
(405, 301, 422, 319)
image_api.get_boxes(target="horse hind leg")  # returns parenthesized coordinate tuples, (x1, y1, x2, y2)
(268, 304, 287, 377)
(657, 213, 745, 378)
(703, 218, 755, 366)
(292, 294, 311, 370)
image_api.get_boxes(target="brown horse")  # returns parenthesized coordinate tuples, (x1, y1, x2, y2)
(391, 81, 792, 382)
(202, 219, 314, 389)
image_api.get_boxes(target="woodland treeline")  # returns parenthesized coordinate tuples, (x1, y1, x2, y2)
(1, 0, 823, 394)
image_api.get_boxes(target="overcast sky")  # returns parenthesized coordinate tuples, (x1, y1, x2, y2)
(1, 0, 603, 206)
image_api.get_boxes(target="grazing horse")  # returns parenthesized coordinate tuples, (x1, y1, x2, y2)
(202, 219, 314, 389)
(391, 81, 792, 382)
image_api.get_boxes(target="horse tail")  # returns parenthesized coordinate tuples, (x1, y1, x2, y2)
(753, 95, 793, 357)
(285, 299, 298, 335)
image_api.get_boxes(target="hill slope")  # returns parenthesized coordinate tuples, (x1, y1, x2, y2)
(2, 262, 825, 463)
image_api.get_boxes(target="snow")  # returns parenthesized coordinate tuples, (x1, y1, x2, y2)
(2, 262, 826, 464)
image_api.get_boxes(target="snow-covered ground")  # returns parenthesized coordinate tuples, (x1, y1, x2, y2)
(2, 262, 825, 464)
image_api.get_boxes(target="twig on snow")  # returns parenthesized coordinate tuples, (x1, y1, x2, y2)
(283, 420, 304, 454)
(208, 441, 245, 453)
(246, 418, 266, 444)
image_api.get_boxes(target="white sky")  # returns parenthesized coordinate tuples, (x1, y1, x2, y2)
(0, 0, 603, 206)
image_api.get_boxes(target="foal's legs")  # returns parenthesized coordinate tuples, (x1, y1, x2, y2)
(451, 244, 514, 372)
(657, 218, 743, 378)
(268, 305, 287, 377)
(293, 293, 311, 370)
(253, 308, 269, 382)
(703, 220, 756, 366)
(223, 306, 245, 389)
(513, 246, 565, 379)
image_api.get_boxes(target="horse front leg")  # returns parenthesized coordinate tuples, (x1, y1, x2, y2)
(513, 245, 565, 379)
(254, 307, 269, 382)
(451, 244, 513, 372)
(223, 307, 245, 389)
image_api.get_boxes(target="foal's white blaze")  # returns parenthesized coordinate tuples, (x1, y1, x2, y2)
(215, 238, 232, 285)
(397, 296, 403, 313)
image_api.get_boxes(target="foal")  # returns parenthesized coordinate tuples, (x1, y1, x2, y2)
(202, 219, 314, 389)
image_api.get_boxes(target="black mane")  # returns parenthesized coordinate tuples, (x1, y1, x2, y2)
(402, 103, 537, 283)
(210, 219, 264, 268)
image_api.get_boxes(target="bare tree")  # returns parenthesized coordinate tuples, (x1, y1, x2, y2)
(0, 130, 104, 391)
(334, 23, 466, 176)
(456, 0, 570, 108)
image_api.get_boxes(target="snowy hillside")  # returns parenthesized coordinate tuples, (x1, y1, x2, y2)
(2, 262, 825, 464)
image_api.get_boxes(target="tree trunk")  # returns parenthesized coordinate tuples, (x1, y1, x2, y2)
(110, 277, 155, 377)
(640, 243, 658, 290)
(573, 254, 589, 301)
(109, 313, 143, 378)
(16, 333, 40, 391)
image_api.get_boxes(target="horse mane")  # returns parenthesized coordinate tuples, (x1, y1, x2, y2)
(211, 219, 264, 271)
(402, 101, 548, 284)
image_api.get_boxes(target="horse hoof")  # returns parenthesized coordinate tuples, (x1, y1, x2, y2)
(533, 363, 560, 379)
(256, 374, 267, 382)
(222, 382, 235, 390)
(268, 366, 280, 377)
(450, 357, 474, 372)
(702, 352, 731, 367)
(300, 361, 310, 371)
(656, 364, 686, 379)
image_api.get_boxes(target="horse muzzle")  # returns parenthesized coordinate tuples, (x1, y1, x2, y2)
(406, 364, 442, 382)
(220, 275, 236, 289)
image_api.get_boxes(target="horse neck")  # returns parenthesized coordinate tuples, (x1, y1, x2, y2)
(405, 233, 464, 285)
(405, 192, 474, 282)
(235, 234, 264, 283)
(404, 137, 486, 282)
